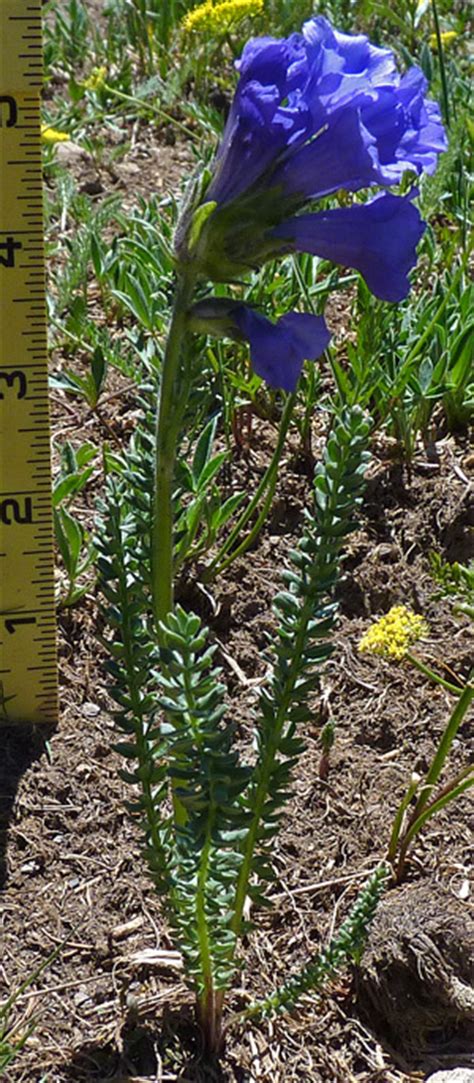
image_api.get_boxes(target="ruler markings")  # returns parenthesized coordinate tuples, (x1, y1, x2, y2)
(1, 8, 56, 706)
(0, 0, 58, 713)
(0, 364, 43, 371)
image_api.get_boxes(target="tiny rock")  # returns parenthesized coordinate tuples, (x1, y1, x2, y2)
(426, 1071, 474, 1083)
(82, 701, 100, 718)
(54, 141, 92, 166)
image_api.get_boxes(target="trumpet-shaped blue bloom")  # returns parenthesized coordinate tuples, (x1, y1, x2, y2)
(189, 298, 331, 391)
(181, 16, 447, 389)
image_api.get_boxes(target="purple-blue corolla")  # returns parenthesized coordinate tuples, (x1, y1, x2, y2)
(178, 17, 447, 390)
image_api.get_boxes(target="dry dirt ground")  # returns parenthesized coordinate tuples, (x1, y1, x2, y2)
(1, 23, 473, 1083)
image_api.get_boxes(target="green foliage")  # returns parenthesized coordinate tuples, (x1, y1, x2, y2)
(97, 405, 372, 1037)
(40, 0, 473, 1056)
(54, 506, 96, 608)
(389, 682, 474, 880)
(95, 480, 172, 900)
(47, 181, 123, 315)
(246, 864, 388, 1018)
(174, 416, 246, 569)
(50, 344, 108, 409)
(0, 940, 67, 1070)
(157, 608, 251, 992)
(229, 407, 371, 932)
(44, 0, 92, 69)
(331, 268, 473, 456)
(97, 374, 225, 587)
(0, 1024, 32, 1073)
(106, 0, 187, 60)
(430, 553, 474, 619)
(53, 441, 97, 607)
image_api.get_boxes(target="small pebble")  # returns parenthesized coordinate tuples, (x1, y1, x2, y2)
(426, 1071, 474, 1083)
(82, 701, 100, 718)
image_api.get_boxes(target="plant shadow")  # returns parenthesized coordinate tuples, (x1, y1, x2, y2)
(0, 723, 54, 891)
(63, 1005, 245, 1082)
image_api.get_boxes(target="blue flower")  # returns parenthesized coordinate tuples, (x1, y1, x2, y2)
(180, 16, 447, 389)
(273, 190, 426, 303)
(188, 298, 331, 391)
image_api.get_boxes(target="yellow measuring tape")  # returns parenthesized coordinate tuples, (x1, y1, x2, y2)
(0, 0, 58, 724)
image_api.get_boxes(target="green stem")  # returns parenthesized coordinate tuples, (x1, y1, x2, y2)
(454, 602, 474, 620)
(152, 271, 196, 625)
(396, 766, 474, 881)
(103, 83, 199, 142)
(431, 0, 451, 127)
(202, 392, 296, 581)
(195, 811, 219, 1050)
(229, 644, 305, 932)
(227, 450, 347, 955)
(111, 511, 174, 892)
(387, 773, 420, 863)
(374, 267, 464, 430)
(406, 652, 464, 696)
(407, 679, 474, 825)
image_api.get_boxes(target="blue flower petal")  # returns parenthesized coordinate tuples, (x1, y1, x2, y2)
(302, 17, 398, 128)
(236, 32, 308, 97)
(272, 192, 426, 302)
(272, 108, 379, 200)
(206, 17, 446, 213)
(207, 35, 311, 206)
(233, 305, 331, 390)
(359, 68, 448, 184)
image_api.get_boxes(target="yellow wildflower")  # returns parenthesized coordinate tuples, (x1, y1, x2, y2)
(41, 125, 70, 143)
(358, 605, 428, 661)
(429, 30, 458, 50)
(182, 0, 263, 36)
(82, 66, 107, 92)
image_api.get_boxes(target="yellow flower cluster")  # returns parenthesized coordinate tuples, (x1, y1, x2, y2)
(182, 0, 263, 36)
(41, 125, 70, 144)
(358, 605, 428, 661)
(429, 30, 458, 50)
(82, 66, 107, 92)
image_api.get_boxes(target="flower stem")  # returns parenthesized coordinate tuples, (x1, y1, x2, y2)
(395, 766, 474, 881)
(387, 773, 420, 864)
(406, 652, 464, 696)
(152, 271, 196, 626)
(103, 83, 199, 142)
(431, 0, 451, 127)
(407, 678, 473, 825)
(202, 392, 296, 581)
(195, 810, 220, 1052)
